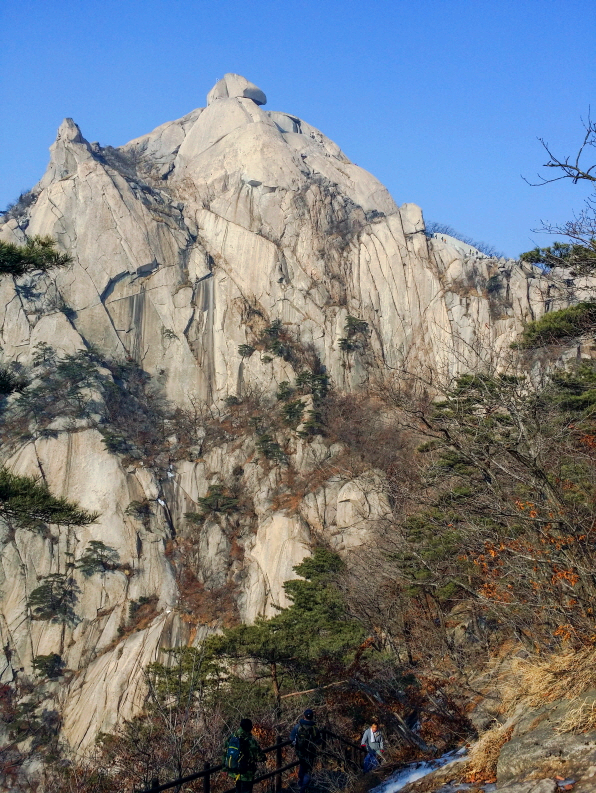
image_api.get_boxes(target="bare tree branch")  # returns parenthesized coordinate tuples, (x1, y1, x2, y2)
(524, 113, 596, 186)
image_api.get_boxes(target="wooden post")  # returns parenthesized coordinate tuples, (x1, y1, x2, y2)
(150, 778, 160, 791)
(204, 761, 211, 793)
(275, 739, 283, 793)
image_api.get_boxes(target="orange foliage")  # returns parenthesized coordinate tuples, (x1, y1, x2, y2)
(551, 567, 580, 586)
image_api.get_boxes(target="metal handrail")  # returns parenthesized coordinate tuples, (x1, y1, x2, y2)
(324, 729, 367, 753)
(137, 729, 366, 793)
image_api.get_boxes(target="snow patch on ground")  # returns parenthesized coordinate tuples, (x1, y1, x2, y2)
(371, 749, 466, 793)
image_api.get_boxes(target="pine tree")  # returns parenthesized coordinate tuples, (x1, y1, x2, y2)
(0, 468, 99, 531)
(207, 548, 364, 708)
(76, 541, 120, 576)
(28, 574, 80, 625)
(32, 653, 64, 678)
(0, 236, 72, 277)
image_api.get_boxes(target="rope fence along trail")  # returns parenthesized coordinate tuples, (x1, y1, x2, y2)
(137, 729, 367, 793)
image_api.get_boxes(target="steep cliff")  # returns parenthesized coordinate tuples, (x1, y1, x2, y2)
(0, 74, 571, 749)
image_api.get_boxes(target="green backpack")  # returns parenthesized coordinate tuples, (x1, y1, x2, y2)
(295, 724, 319, 754)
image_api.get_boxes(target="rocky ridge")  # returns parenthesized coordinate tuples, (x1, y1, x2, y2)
(0, 74, 582, 750)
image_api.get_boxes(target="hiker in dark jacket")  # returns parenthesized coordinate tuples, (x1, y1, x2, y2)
(290, 709, 321, 790)
(223, 718, 266, 793)
(360, 722, 384, 772)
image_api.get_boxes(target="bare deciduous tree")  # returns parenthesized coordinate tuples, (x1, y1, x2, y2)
(522, 114, 596, 274)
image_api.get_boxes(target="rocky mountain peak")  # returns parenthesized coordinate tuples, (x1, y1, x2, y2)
(37, 117, 92, 188)
(0, 72, 578, 754)
(56, 117, 86, 144)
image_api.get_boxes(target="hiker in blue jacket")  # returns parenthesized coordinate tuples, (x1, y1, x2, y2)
(290, 709, 321, 790)
(360, 721, 384, 772)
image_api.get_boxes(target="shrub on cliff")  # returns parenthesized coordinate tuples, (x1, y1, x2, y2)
(281, 399, 305, 428)
(294, 370, 329, 401)
(513, 302, 596, 348)
(338, 315, 370, 352)
(2, 189, 38, 222)
(76, 541, 121, 576)
(5, 345, 170, 464)
(0, 363, 27, 396)
(187, 484, 240, 519)
(125, 500, 153, 528)
(32, 653, 64, 679)
(256, 433, 286, 462)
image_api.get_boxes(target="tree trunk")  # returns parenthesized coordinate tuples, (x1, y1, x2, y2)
(271, 661, 281, 718)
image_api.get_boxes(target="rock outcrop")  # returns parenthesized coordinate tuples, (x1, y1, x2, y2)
(0, 74, 578, 749)
(496, 694, 596, 786)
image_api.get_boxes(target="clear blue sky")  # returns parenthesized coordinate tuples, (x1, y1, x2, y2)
(2, 0, 594, 257)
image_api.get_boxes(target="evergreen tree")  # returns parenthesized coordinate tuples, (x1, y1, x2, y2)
(146, 647, 218, 703)
(76, 541, 120, 576)
(0, 468, 99, 531)
(207, 548, 364, 707)
(32, 653, 64, 679)
(520, 241, 596, 272)
(194, 485, 239, 517)
(28, 574, 80, 625)
(0, 363, 27, 395)
(0, 236, 72, 277)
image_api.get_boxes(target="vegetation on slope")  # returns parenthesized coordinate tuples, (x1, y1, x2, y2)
(0, 343, 172, 466)
(35, 549, 468, 792)
(513, 302, 596, 348)
(375, 365, 596, 653)
(520, 241, 596, 274)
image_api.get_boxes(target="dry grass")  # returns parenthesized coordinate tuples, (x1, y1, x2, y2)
(464, 722, 514, 784)
(455, 644, 596, 781)
(270, 454, 351, 513)
(504, 646, 596, 710)
(556, 697, 596, 734)
(176, 566, 239, 628)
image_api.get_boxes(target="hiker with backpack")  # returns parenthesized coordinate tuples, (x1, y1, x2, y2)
(223, 718, 266, 793)
(290, 709, 321, 790)
(360, 721, 385, 772)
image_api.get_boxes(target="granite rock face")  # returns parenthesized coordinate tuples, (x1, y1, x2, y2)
(0, 75, 577, 750)
(497, 693, 596, 785)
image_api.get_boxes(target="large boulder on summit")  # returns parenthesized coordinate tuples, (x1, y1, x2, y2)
(207, 72, 267, 105)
